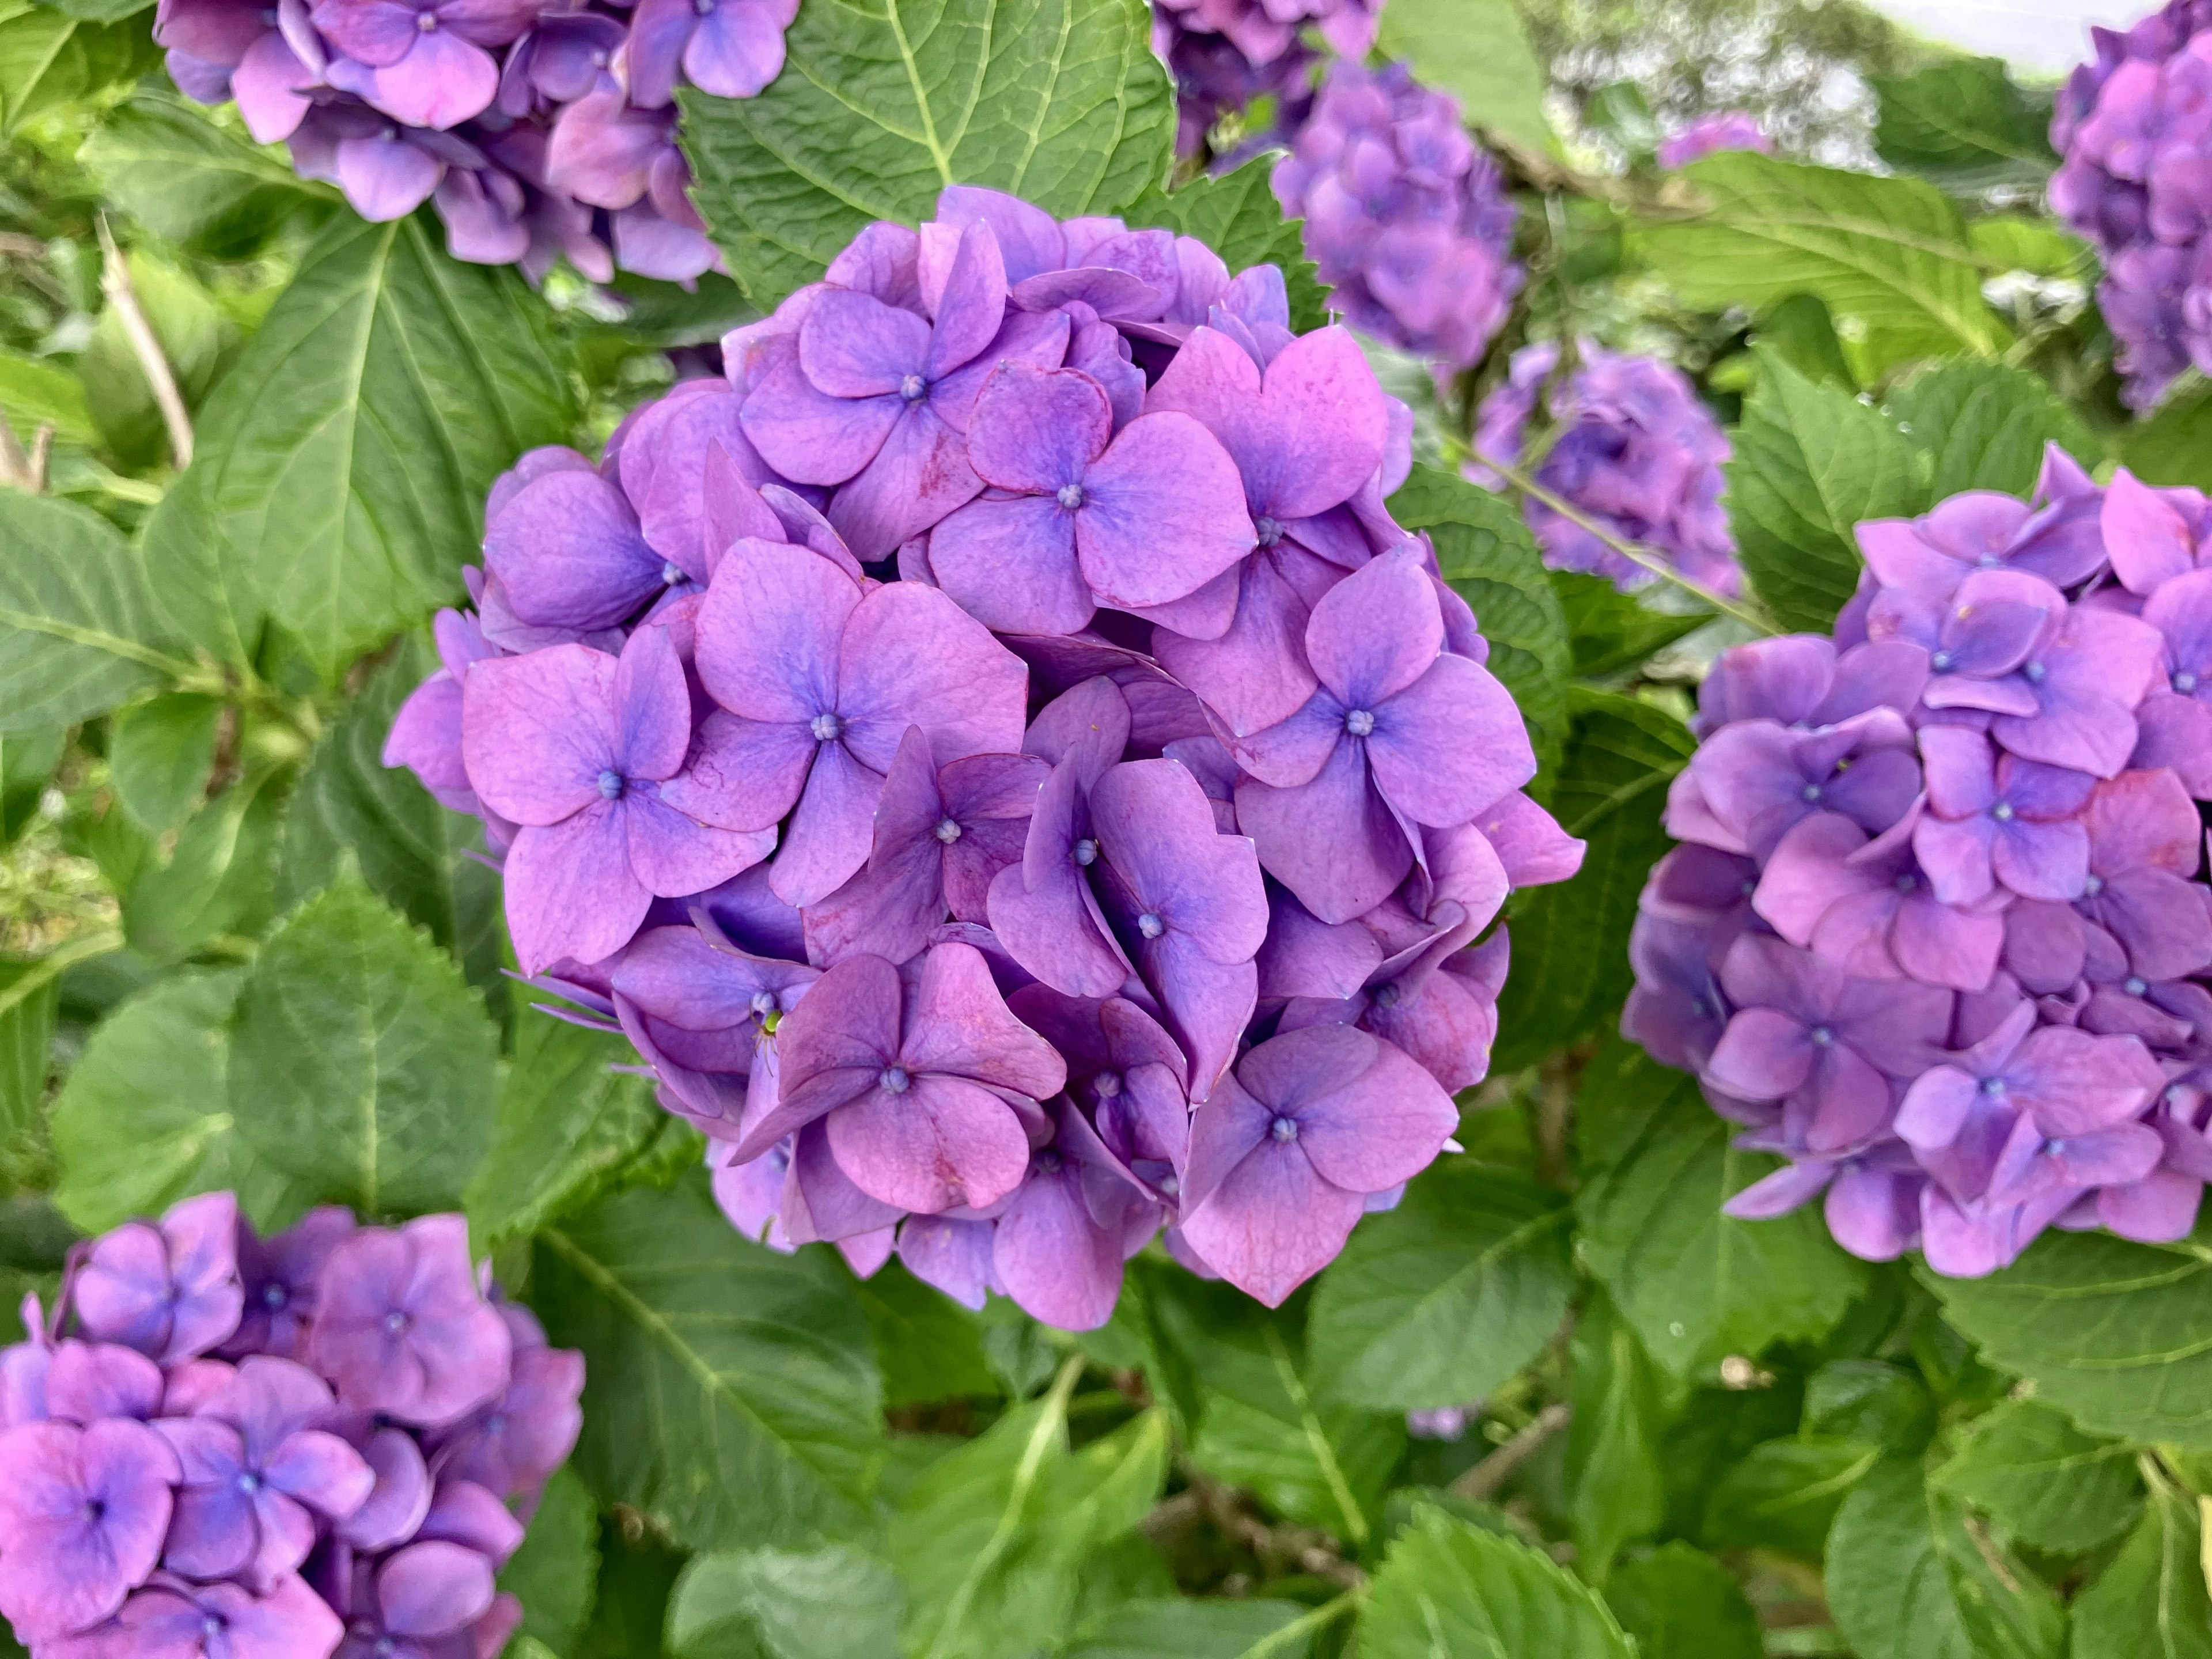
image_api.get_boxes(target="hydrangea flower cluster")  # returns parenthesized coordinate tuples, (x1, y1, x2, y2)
(0, 1193, 582, 1657)
(2050, 0, 2212, 410)
(1656, 111, 1772, 169)
(151, 0, 796, 282)
(385, 185, 1582, 1321)
(1150, 0, 1376, 157)
(1468, 340, 1741, 597)
(1624, 452, 2212, 1275)
(1271, 60, 1525, 370)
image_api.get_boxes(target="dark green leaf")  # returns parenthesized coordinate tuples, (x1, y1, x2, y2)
(680, 0, 1173, 306)
(1492, 693, 1693, 1067)
(122, 770, 285, 961)
(2070, 1472, 2212, 1659)
(499, 1467, 600, 1657)
(1063, 1598, 1312, 1658)
(851, 1259, 997, 1407)
(1188, 1393, 1402, 1542)
(0, 729, 60, 844)
(1825, 1459, 2065, 1659)
(1925, 1230, 2212, 1449)
(1306, 1156, 1573, 1414)
(228, 873, 499, 1218)
(1390, 467, 1573, 782)
(1360, 1505, 1635, 1658)
(2124, 377, 2212, 491)
(1926, 1398, 2142, 1555)
(1873, 58, 2056, 195)
(1604, 1543, 1762, 1659)
(1371, 0, 1551, 156)
(1577, 1041, 1868, 1374)
(1549, 571, 1709, 683)
(51, 968, 310, 1232)
(532, 1175, 883, 1552)
(578, 1520, 686, 1659)
(668, 1543, 900, 1659)
(1634, 154, 2008, 369)
(144, 213, 577, 680)
(1119, 159, 1327, 334)
(1703, 1437, 1878, 1560)
(1568, 1296, 1666, 1583)
(1884, 359, 2099, 501)
(81, 93, 329, 257)
(1726, 349, 1927, 633)
(0, 490, 176, 735)
(1801, 1360, 1935, 1453)
(0, 957, 58, 1182)
(108, 694, 221, 835)
(0, 1, 157, 134)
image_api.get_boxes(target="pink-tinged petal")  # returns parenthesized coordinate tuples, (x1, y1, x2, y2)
(827, 1073, 1031, 1212)
(738, 351, 902, 486)
(830, 404, 984, 558)
(993, 1169, 1123, 1331)
(262, 1429, 373, 1519)
(502, 808, 650, 973)
(1228, 692, 1347, 789)
(1804, 1043, 1893, 1153)
(613, 622, 691, 782)
(685, 0, 788, 97)
(358, 29, 497, 127)
(378, 1539, 494, 1639)
(896, 1215, 997, 1309)
(696, 538, 860, 721)
(1258, 891, 1384, 1000)
(799, 289, 931, 398)
(336, 130, 445, 221)
(925, 218, 1009, 378)
(1894, 1065, 1979, 1151)
(1303, 543, 1441, 710)
(965, 363, 1110, 493)
(1157, 325, 1386, 520)
(938, 752, 1049, 918)
(233, 32, 313, 142)
(1291, 1034, 1457, 1192)
(927, 493, 1092, 635)
(1990, 818, 2089, 900)
(2100, 1168, 2203, 1242)
(1705, 1007, 1815, 1100)
(1913, 815, 1998, 906)
(1236, 742, 1411, 924)
(1075, 413, 1255, 608)
(770, 739, 883, 908)
(310, 0, 418, 65)
(1368, 653, 1537, 827)
(1153, 556, 1317, 740)
(656, 710, 802, 834)
(2102, 467, 2198, 594)
(1179, 1140, 1364, 1307)
(1090, 757, 1267, 962)
(625, 795, 774, 895)
(461, 646, 615, 825)
(1137, 932, 1255, 1104)
(621, 0, 694, 107)
(1889, 895, 2005, 992)
(783, 1121, 904, 1244)
(1918, 726, 1997, 818)
(985, 854, 1128, 1000)
(836, 580, 1029, 768)
(1119, 564, 1243, 641)
(483, 467, 661, 631)
(2009, 1026, 2162, 1136)
(1721, 1160, 1833, 1219)
(900, 940, 1066, 1097)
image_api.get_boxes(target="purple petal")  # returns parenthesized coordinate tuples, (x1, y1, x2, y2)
(502, 805, 650, 972)
(1075, 414, 1255, 609)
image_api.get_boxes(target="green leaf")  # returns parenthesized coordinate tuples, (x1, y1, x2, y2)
(1634, 154, 2006, 370)
(1372, 0, 1552, 156)
(1063, 1598, 1312, 1658)
(0, 957, 58, 1182)
(2070, 1472, 2212, 1659)
(2124, 377, 2212, 491)
(1968, 215, 2091, 279)
(1492, 692, 1694, 1068)
(1549, 571, 1709, 683)
(1568, 1295, 1666, 1584)
(1801, 1360, 1936, 1453)
(679, 0, 1173, 305)
(1884, 359, 2098, 501)
(532, 1175, 883, 1552)
(0, 348, 97, 447)
(465, 1013, 668, 1251)
(1575, 1040, 1868, 1376)
(1360, 1505, 1636, 1658)
(0, 490, 177, 736)
(1873, 58, 2056, 195)
(1927, 1399, 2140, 1555)
(108, 694, 221, 835)
(1305, 1156, 1573, 1414)
(144, 213, 576, 680)
(1119, 159, 1327, 334)
(1726, 348, 1927, 634)
(81, 248, 232, 468)
(1188, 1392, 1402, 1541)
(1750, 293, 1856, 391)
(1390, 467, 1573, 782)
(1926, 1232, 2212, 1449)
(228, 873, 499, 1218)
(51, 968, 309, 1233)
(0, 729, 60, 845)
(0, 0, 157, 135)
(1603, 1543, 1762, 1659)
(668, 1543, 900, 1659)
(81, 93, 329, 258)
(1825, 1458, 2065, 1659)
(499, 1467, 600, 1657)
(851, 1259, 997, 1407)
(1703, 1437, 1879, 1560)
(278, 638, 505, 991)
(122, 770, 285, 961)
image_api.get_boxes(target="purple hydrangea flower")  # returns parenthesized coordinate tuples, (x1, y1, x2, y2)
(308, 1217, 512, 1427)
(0, 1418, 181, 1642)
(1656, 111, 1772, 168)
(71, 1192, 244, 1368)
(69, 1570, 344, 1659)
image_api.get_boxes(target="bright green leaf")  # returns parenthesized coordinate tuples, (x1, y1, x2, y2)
(1872, 58, 2056, 195)
(1063, 1597, 1312, 1658)
(0, 489, 177, 736)
(1305, 1156, 1573, 1413)
(1360, 1505, 1636, 1658)
(669, 1542, 900, 1659)
(1604, 1543, 1762, 1659)
(1726, 348, 1927, 633)
(120, 769, 285, 960)
(2124, 376, 2212, 491)
(1119, 158, 1327, 334)
(1568, 1296, 1666, 1584)
(0, 348, 96, 447)
(1576, 1040, 1868, 1375)
(1927, 1397, 2142, 1555)
(1968, 215, 2091, 279)
(500, 1467, 600, 1657)
(1884, 359, 2099, 501)
(2070, 1471, 2212, 1659)
(1750, 293, 1855, 390)
(680, 0, 1173, 305)
(1372, 0, 1552, 157)
(81, 93, 330, 258)
(0, 0, 157, 134)
(228, 873, 499, 1218)
(532, 1175, 884, 1552)
(108, 693, 221, 835)
(1635, 154, 2006, 370)
(143, 213, 577, 680)
(1550, 571, 1710, 683)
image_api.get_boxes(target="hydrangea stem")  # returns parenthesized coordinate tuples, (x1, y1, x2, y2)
(1468, 445, 1780, 635)
(96, 217, 194, 471)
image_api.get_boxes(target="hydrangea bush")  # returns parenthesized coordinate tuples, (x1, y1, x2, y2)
(12, 0, 2212, 1648)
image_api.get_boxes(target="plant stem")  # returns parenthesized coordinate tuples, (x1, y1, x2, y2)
(1449, 1402, 1572, 1501)
(1237, 1586, 1365, 1658)
(1468, 446, 1781, 635)
(96, 217, 194, 469)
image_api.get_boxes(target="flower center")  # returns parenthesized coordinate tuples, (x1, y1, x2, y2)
(1056, 483, 1085, 510)
(1930, 650, 1955, 671)
(878, 1065, 911, 1094)
(1254, 516, 1283, 547)
(1158, 1174, 1180, 1195)
(810, 712, 843, 742)
(1093, 1071, 1123, 1097)
(1894, 874, 1916, 893)
(899, 373, 926, 403)
(662, 560, 685, 585)
(1991, 802, 2014, 821)
(749, 990, 779, 1019)
(2022, 660, 2047, 684)
(597, 769, 624, 800)
(1268, 1115, 1299, 1142)
(263, 1283, 288, 1309)
(1800, 783, 1821, 803)
(1344, 709, 1376, 737)
(202, 1616, 225, 1641)
(384, 1312, 410, 1336)
(1809, 1025, 1834, 1046)
(2126, 976, 2149, 995)
(2177, 672, 2200, 693)
(1137, 912, 1165, 939)
(376, 1641, 398, 1659)
(415, 10, 437, 28)
(1371, 981, 1400, 1008)
(2084, 874, 2105, 895)
(82, 1499, 105, 1524)
(934, 817, 962, 844)
(1073, 838, 1099, 866)
(236, 1471, 262, 1495)
(1980, 1076, 2005, 1095)
(694, 0, 713, 12)
(1036, 1149, 1063, 1175)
